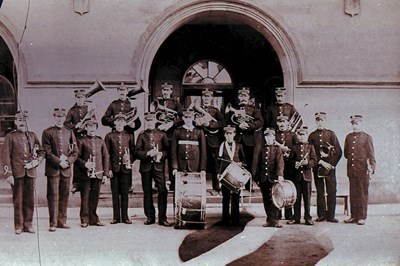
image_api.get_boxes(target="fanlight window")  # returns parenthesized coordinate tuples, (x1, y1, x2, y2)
(183, 60, 232, 85)
(0, 75, 17, 138)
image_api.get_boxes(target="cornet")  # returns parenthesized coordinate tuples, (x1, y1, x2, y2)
(87, 155, 103, 178)
(123, 148, 132, 169)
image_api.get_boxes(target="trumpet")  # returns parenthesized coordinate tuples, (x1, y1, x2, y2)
(288, 112, 302, 132)
(274, 140, 291, 157)
(123, 147, 132, 169)
(225, 103, 255, 125)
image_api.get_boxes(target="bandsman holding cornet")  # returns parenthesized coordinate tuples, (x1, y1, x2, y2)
(308, 112, 342, 223)
(225, 87, 263, 191)
(76, 119, 109, 228)
(105, 113, 135, 224)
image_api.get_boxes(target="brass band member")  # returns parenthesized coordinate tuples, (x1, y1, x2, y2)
(344, 115, 376, 225)
(171, 109, 207, 177)
(265, 87, 302, 131)
(287, 126, 317, 226)
(42, 108, 78, 232)
(3, 111, 45, 234)
(105, 113, 135, 224)
(217, 126, 246, 226)
(135, 112, 171, 226)
(308, 112, 342, 223)
(196, 88, 226, 191)
(76, 119, 110, 227)
(252, 128, 285, 228)
(226, 87, 263, 191)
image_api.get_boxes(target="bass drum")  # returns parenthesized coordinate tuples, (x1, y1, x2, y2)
(271, 180, 297, 209)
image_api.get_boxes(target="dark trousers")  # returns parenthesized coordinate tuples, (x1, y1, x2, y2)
(47, 175, 70, 226)
(206, 144, 220, 189)
(259, 181, 280, 224)
(349, 174, 369, 220)
(242, 144, 254, 190)
(282, 165, 294, 219)
(13, 176, 35, 230)
(293, 179, 312, 221)
(110, 171, 130, 222)
(79, 178, 102, 224)
(221, 185, 240, 224)
(141, 170, 168, 222)
(314, 171, 337, 220)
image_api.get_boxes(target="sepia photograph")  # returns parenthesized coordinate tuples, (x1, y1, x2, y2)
(0, 0, 399, 265)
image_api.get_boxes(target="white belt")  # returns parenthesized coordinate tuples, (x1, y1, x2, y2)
(178, 140, 198, 145)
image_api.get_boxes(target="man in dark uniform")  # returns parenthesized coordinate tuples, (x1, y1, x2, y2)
(308, 112, 342, 223)
(344, 115, 376, 225)
(42, 108, 79, 232)
(265, 87, 301, 131)
(75, 119, 109, 227)
(275, 115, 298, 220)
(287, 126, 317, 226)
(171, 109, 207, 177)
(226, 87, 263, 191)
(105, 113, 135, 224)
(135, 112, 171, 226)
(153, 82, 183, 191)
(252, 127, 285, 228)
(3, 111, 45, 234)
(194, 88, 225, 191)
(64, 89, 95, 193)
(102, 82, 141, 193)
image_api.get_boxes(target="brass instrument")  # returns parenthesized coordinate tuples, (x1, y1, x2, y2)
(288, 112, 302, 132)
(188, 98, 218, 133)
(224, 103, 255, 125)
(87, 155, 103, 178)
(127, 83, 146, 99)
(123, 147, 132, 169)
(85, 80, 106, 98)
(320, 142, 335, 158)
(149, 99, 177, 124)
(274, 140, 291, 157)
(295, 152, 309, 169)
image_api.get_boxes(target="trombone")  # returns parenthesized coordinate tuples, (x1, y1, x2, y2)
(288, 112, 302, 132)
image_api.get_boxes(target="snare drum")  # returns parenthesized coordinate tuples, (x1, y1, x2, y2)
(218, 162, 251, 193)
(271, 180, 297, 209)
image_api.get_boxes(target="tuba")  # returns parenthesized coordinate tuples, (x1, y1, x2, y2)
(127, 83, 146, 99)
(85, 80, 106, 98)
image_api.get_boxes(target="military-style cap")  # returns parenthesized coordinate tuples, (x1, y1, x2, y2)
(182, 109, 194, 117)
(74, 89, 86, 97)
(53, 108, 67, 117)
(264, 127, 276, 135)
(238, 87, 250, 95)
(223, 125, 236, 133)
(84, 118, 98, 127)
(114, 112, 127, 121)
(117, 82, 128, 91)
(350, 115, 363, 123)
(275, 87, 286, 96)
(202, 88, 213, 96)
(277, 115, 289, 122)
(144, 112, 156, 121)
(296, 126, 309, 134)
(14, 111, 28, 120)
(315, 112, 327, 120)
(161, 82, 173, 89)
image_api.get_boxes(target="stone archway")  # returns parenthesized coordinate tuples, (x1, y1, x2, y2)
(135, 1, 301, 103)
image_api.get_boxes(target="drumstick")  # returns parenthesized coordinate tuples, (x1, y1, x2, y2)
(217, 158, 246, 167)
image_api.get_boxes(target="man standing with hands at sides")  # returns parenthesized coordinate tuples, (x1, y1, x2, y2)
(102, 82, 141, 193)
(194, 88, 226, 191)
(76, 119, 109, 228)
(135, 112, 171, 226)
(287, 126, 317, 226)
(308, 112, 342, 223)
(3, 111, 45, 234)
(217, 126, 245, 226)
(42, 108, 78, 232)
(252, 128, 285, 228)
(171, 109, 207, 179)
(226, 87, 263, 191)
(105, 113, 135, 225)
(344, 115, 375, 225)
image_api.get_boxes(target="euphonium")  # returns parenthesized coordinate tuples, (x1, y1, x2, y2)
(224, 103, 255, 125)
(125, 107, 139, 124)
(149, 99, 177, 124)
(123, 147, 132, 169)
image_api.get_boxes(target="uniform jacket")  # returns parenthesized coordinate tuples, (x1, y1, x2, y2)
(252, 144, 284, 184)
(134, 129, 169, 173)
(344, 131, 376, 178)
(227, 104, 263, 146)
(171, 126, 207, 172)
(217, 141, 246, 173)
(275, 130, 298, 176)
(156, 97, 183, 139)
(265, 103, 299, 130)
(42, 126, 78, 177)
(104, 130, 135, 173)
(76, 135, 110, 179)
(290, 142, 317, 182)
(3, 130, 45, 178)
(200, 105, 226, 148)
(308, 128, 342, 177)
(101, 99, 141, 134)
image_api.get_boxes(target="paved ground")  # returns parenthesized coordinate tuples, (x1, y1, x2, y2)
(0, 203, 399, 266)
